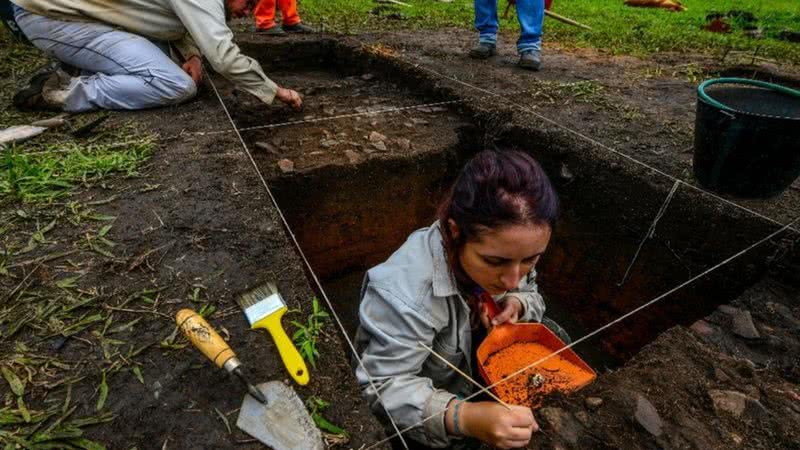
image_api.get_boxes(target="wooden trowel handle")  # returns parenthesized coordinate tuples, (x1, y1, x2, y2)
(176, 309, 236, 369)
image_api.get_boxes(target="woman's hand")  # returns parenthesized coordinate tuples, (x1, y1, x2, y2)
(275, 87, 303, 110)
(480, 296, 524, 329)
(458, 401, 538, 449)
(182, 56, 203, 85)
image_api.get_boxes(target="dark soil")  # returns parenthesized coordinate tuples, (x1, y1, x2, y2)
(3, 27, 798, 450)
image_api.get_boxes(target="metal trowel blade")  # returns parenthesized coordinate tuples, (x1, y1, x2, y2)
(236, 381, 324, 450)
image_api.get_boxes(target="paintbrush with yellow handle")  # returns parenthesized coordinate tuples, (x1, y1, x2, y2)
(176, 309, 267, 403)
(238, 283, 309, 385)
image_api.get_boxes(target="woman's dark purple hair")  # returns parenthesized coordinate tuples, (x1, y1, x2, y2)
(438, 150, 558, 253)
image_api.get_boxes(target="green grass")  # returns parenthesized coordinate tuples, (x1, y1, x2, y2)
(1, 135, 154, 203)
(299, 0, 800, 65)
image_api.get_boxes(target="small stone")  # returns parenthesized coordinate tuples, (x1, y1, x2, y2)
(585, 397, 603, 410)
(717, 305, 740, 315)
(539, 407, 580, 444)
(731, 309, 760, 339)
(303, 115, 315, 120)
(344, 150, 363, 164)
(153, 381, 163, 400)
(634, 394, 663, 437)
(368, 131, 387, 142)
(559, 163, 574, 181)
(709, 390, 747, 417)
(713, 367, 731, 383)
(320, 139, 339, 148)
(277, 159, 294, 173)
(690, 319, 715, 336)
(255, 141, 280, 155)
(396, 138, 411, 151)
(371, 141, 387, 152)
(403, 122, 413, 128)
(50, 336, 68, 352)
(411, 118, 429, 125)
(361, 73, 375, 81)
(574, 411, 591, 427)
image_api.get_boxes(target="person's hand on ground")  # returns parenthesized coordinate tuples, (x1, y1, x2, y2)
(458, 402, 538, 449)
(481, 296, 523, 329)
(276, 87, 303, 110)
(182, 56, 203, 85)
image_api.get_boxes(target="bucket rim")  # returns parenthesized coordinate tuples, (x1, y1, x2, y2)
(697, 77, 800, 120)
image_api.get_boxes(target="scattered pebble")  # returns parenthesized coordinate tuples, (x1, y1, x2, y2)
(634, 394, 663, 437)
(344, 149, 363, 164)
(690, 319, 715, 336)
(559, 163, 574, 181)
(255, 141, 280, 155)
(731, 309, 760, 339)
(585, 397, 603, 410)
(709, 390, 749, 418)
(277, 159, 295, 173)
(361, 73, 375, 81)
(320, 139, 339, 148)
(396, 138, 411, 151)
(153, 381, 162, 400)
(368, 131, 387, 142)
(371, 141, 387, 152)
(411, 118, 429, 125)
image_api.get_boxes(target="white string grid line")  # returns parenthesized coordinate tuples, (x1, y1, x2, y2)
(194, 29, 798, 449)
(618, 179, 681, 286)
(367, 46, 798, 234)
(205, 72, 410, 450)
(364, 214, 799, 450)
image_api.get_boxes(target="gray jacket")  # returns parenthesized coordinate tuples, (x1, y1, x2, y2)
(354, 223, 546, 447)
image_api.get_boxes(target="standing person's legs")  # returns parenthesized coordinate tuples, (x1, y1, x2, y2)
(253, 0, 279, 30)
(515, 0, 544, 54)
(277, 0, 300, 26)
(13, 6, 196, 112)
(474, 0, 499, 48)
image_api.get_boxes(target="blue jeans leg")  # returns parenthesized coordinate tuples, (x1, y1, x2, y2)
(474, 0, 498, 46)
(515, 0, 544, 54)
(13, 7, 196, 112)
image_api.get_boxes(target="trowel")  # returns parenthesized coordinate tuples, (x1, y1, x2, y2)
(176, 309, 324, 450)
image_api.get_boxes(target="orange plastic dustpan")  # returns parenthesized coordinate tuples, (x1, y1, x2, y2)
(476, 290, 596, 407)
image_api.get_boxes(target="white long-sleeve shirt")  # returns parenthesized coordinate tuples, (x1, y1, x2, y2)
(354, 222, 546, 447)
(12, 0, 279, 104)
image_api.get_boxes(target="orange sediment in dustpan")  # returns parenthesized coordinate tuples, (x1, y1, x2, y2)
(476, 291, 596, 407)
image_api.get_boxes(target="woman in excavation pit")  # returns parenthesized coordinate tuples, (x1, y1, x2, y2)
(354, 149, 569, 449)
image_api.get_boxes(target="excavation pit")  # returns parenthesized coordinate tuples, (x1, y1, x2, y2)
(226, 37, 780, 395)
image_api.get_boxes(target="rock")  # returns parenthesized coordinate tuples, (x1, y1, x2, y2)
(710, 390, 746, 417)
(371, 141, 387, 152)
(559, 163, 574, 181)
(713, 367, 731, 383)
(634, 394, 663, 437)
(153, 381, 163, 400)
(403, 122, 413, 128)
(717, 305, 739, 315)
(361, 73, 375, 81)
(368, 131, 387, 143)
(303, 115, 315, 121)
(411, 118, 429, 125)
(690, 319, 715, 336)
(320, 139, 339, 148)
(574, 411, 591, 427)
(255, 141, 281, 155)
(585, 397, 603, 410)
(277, 159, 294, 173)
(731, 309, 760, 339)
(344, 150, 363, 164)
(396, 138, 411, 151)
(538, 407, 580, 444)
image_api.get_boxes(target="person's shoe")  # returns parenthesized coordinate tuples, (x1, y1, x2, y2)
(468, 42, 496, 59)
(518, 50, 542, 71)
(283, 23, 315, 33)
(256, 25, 286, 35)
(13, 69, 72, 111)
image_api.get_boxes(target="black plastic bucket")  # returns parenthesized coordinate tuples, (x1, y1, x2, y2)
(693, 78, 800, 198)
